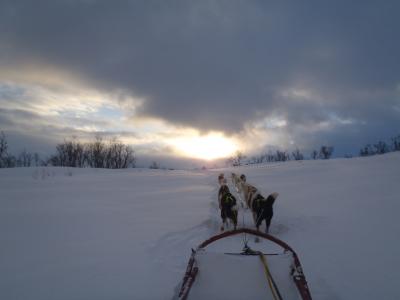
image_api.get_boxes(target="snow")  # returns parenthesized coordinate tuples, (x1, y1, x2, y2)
(1, 153, 400, 299)
(188, 251, 298, 300)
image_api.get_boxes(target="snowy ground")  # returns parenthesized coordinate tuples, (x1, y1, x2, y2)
(1, 153, 400, 299)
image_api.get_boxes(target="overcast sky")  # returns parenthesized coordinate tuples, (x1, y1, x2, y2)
(0, 0, 399, 167)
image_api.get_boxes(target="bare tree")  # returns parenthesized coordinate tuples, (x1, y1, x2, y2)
(49, 138, 84, 167)
(248, 149, 303, 164)
(17, 149, 33, 167)
(374, 141, 389, 154)
(64, 138, 85, 167)
(0, 131, 16, 168)
(149, 161, 159, 169)
(275, 150, 289, 162)
(231, 151, 246, 166)
(359, 135, 400, 157)
(266, 152, 275, 162)
(310, 150, 318, 160)
(34, 153, 41, 166)
(359, 144, 374, 156)
(319, 146, 334, 159)
(392, 135, 400, 151)
(86, 136, 106, 168)
(3, 155, 16, 168)
(121, 145, 136, 168)
(48, 136, 136, 169)
(106, 138, 136, 168)
(0, 131, 8, 168)
(292, 149, 304, 161)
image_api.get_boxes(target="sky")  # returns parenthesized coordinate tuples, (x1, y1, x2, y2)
(0, 0, 399, 168)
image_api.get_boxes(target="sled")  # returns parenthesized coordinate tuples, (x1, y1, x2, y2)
(175, 228, 312, 300)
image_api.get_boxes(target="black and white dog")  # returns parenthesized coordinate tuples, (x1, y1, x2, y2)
(251, 192, 279, 234)
(218, 185, 238, 231)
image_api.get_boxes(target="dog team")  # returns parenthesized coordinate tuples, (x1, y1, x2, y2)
(217, 173, 279, 234)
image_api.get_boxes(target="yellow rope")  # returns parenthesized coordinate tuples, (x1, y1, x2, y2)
(258, 253, 280, 300)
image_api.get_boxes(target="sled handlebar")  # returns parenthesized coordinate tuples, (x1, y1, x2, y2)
(196, 228, 312, 300)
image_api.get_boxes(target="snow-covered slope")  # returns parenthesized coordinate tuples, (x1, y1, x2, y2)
(1, 153, 400, 299)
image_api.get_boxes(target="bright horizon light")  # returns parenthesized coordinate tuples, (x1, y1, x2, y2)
(170, 133, 238, 161)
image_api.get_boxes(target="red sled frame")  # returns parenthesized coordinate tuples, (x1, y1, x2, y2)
(177, 228, 312, 300)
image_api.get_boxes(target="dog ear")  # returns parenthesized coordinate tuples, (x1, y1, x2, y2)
(271, 192, 279, 199)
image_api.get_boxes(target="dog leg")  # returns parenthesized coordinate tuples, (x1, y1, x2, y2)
(222, 219, 228, 231)
(255, 230, 260, 243)
(251, 212, 257, 231)
(220, 218, 226, 231)
(266, 217, 272, 234)
(254, 225, 261, 243)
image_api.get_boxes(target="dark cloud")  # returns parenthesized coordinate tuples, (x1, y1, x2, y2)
(0, 0, 399, 155)
(0, 108, 44, 125)
(0, 107, 139, 151)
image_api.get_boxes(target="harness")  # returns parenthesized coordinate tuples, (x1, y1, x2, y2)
(222, 193, 236, 207)
(258, 252, 283, 300)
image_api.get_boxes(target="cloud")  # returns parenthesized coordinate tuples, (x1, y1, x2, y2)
(0, 76, 239, 162)
(0, 0, 400, 161)
(0, 74, 142, 152)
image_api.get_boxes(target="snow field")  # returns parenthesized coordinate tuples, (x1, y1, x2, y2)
(0, 152, 400, 299)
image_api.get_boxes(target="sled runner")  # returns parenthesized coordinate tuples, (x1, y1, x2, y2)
(175, 228, 312, 300)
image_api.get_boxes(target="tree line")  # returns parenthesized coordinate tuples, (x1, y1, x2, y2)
(227, 145, 335, 167)
(1, 130, 400, 169)
(227, 134, 400, 167)
(0, 132, 40, 168)
(0, 132, 136, 169)
(359, 135, 400, 157)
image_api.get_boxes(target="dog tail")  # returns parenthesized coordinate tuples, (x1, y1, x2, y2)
(261, 192, 278, 208)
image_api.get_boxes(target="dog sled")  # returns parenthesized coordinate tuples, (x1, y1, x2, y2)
(175, 228, 312, 300)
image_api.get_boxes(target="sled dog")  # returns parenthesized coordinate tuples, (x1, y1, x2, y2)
(251, 192, 279, 233)
(218, 185, 238, 231)
(218, 173, 226, 186)
(241, 183, 259, 209)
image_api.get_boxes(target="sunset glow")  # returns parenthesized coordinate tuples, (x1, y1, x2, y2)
(170, 133, 237, 160)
